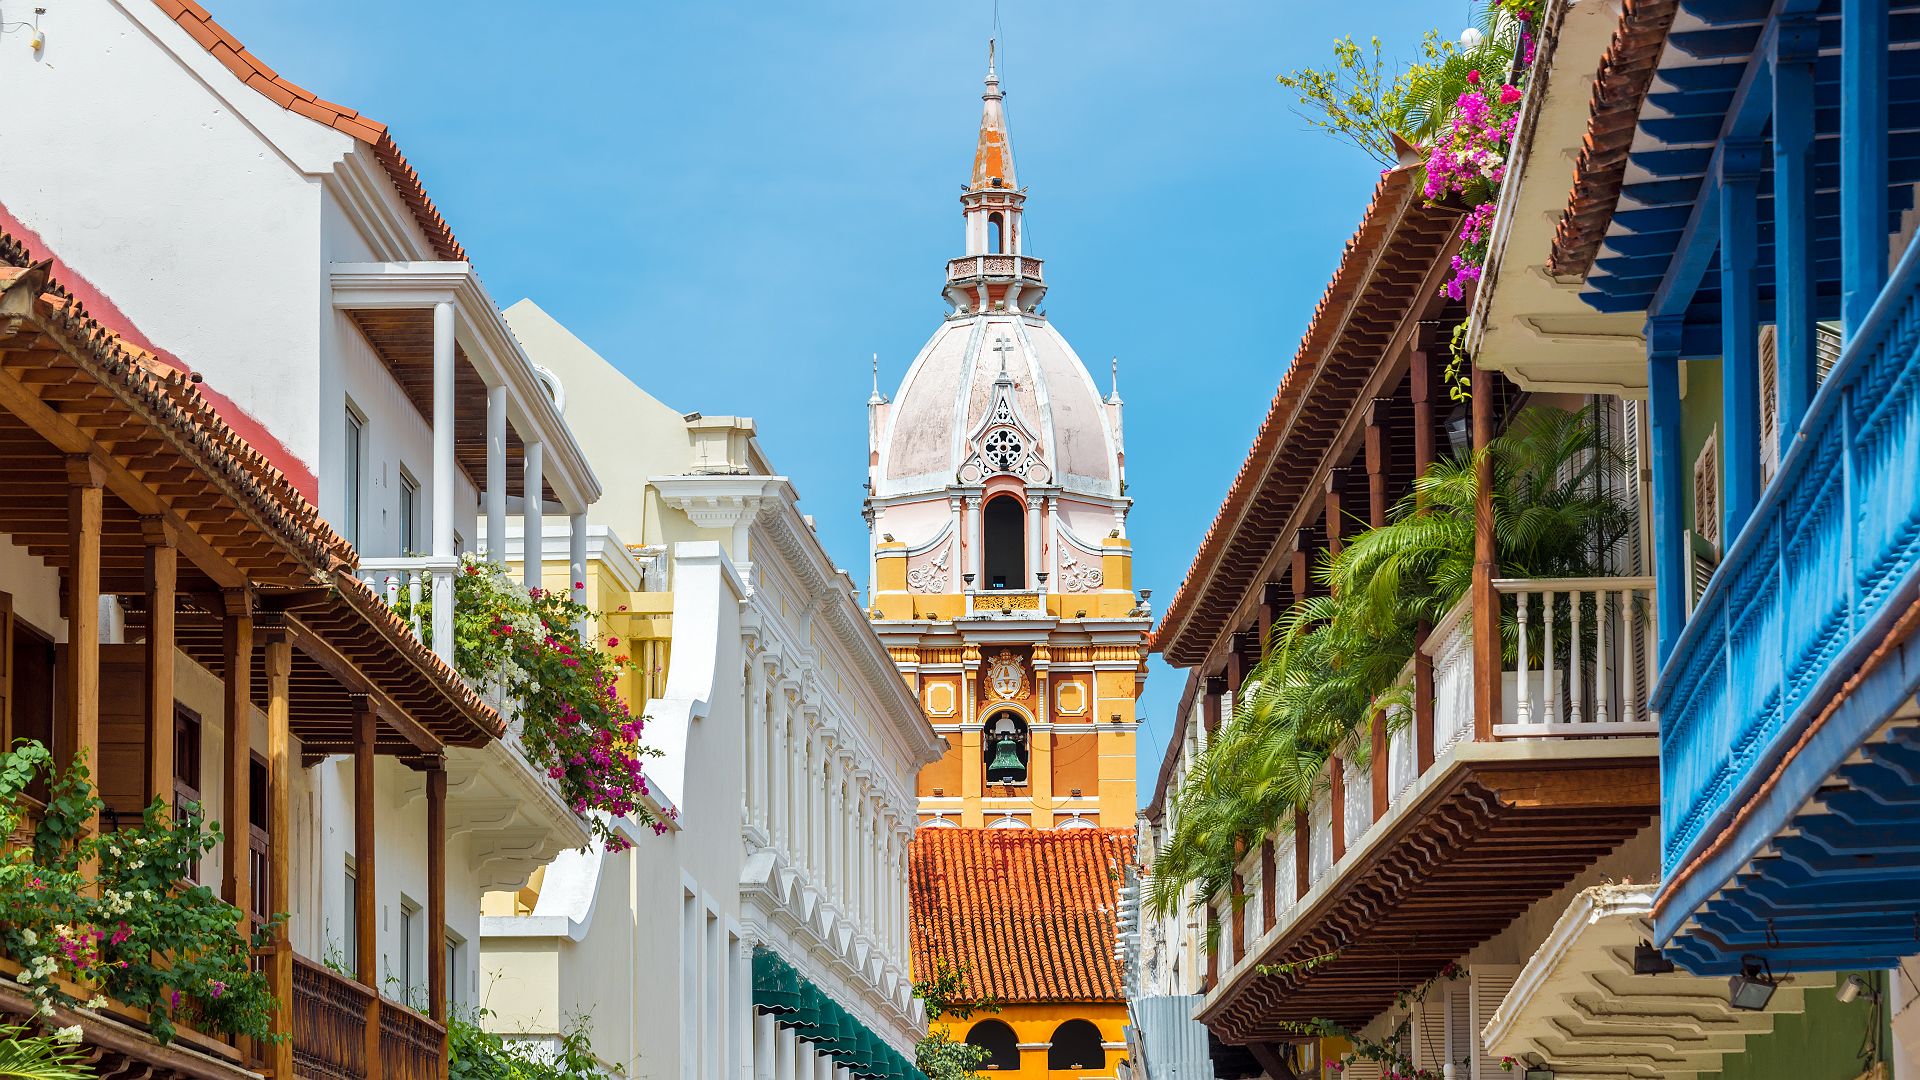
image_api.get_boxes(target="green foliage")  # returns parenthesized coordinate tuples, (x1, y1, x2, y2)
(912, 960, 998, 1080)
(0, 1023, 93, 1080)
(446, 1007, 612, 1080)
(1274, 34, 1459, 166)
(0, 742, 280, 1046)
(400, 555, 665, 851)
(1150, 407, 1634, 916)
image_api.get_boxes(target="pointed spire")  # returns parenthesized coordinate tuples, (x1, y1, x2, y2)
(869, 352, 886, 405)
(971, 39, 1016, 192)
(1107, 357, 1123, 405)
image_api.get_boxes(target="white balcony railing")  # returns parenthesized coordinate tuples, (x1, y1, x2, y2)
(358, 556, 461, 661)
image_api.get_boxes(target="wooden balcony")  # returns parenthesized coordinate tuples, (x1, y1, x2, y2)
(292, 954, 447, 1080)
(1199, 579, 1661, 1043)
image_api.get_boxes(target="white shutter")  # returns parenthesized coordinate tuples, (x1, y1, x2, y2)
(1759, 325, 1780, 484)
(1446, 980, 1475, 1077)
(1470, 965, 1523, 1080)
(1816, 321, 1842, 382)
(1409, 998, 1446, 1074)
(1337, 1059, 1383, 1080)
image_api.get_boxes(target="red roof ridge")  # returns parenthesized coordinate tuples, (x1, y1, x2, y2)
(1150, 163, 1428, 661)
(150, 0, 466, 264)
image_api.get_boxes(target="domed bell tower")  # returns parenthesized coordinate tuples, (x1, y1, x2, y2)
(865, 48, 1150, 831)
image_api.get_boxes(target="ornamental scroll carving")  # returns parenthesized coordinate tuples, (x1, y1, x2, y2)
(1060, 554, 1103, 593)
(907, 547, 950, 593)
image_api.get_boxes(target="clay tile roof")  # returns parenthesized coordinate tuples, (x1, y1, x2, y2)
(1151, 161, 1460, 667)
(150, 0, 466, 263)
(1547, 0, 1679, 277)
(0, 230, 499, 744)
(909, 827, 1135, 1004)
(0, 234, 353, 581)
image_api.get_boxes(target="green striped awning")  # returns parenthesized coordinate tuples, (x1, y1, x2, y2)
(751, 947, 927, 1080)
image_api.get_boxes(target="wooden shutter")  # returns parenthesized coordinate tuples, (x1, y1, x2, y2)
(97, 645, 147, 828)
(1693, 428, 1721, 552)
(1470, 965, 1523, 1079)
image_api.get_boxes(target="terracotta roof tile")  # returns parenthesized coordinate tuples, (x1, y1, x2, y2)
(909, 828, 1135, 1004)
(1547, 0, 1678, 277)
(1151, 162, 1462, 667)
(149, 0, 466, 263)
(0, 231, 499, 744)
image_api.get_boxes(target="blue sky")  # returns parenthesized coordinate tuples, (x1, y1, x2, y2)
(209, 0, 1458, 806)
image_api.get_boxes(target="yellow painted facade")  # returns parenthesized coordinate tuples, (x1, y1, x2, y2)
(949, 1005, 1129, 1080)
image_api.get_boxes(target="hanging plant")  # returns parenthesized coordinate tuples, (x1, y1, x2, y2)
(403, 556, 667, 852)
(0, 742, 280, 1047)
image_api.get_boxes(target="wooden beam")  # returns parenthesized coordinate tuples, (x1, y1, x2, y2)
(64, 455, 103, 845)
(427, 762, 448, 1025)
(283, 613, 443, 755)
(1366, 398, 1390, 528)
(221, 588, 253, 923)
(1410, 324, 1437, 502)
(263, 631, 294, 1080)
(142, 518, 176, 814)
(1470, 361, 1500, 743)
(0, 361, 246, 588)
(352, 697, 384, 1080)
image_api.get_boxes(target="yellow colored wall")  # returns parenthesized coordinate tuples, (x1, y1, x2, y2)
(946, 1003, 1129, 1080)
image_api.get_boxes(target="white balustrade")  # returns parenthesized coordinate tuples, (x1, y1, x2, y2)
(1308, 787, 1333, 886)
(1273, 830, 1296, 914)
(1343, 753, 1373, 843)
(358, 556, 462, 655)
(1496, 577, 1658, 738)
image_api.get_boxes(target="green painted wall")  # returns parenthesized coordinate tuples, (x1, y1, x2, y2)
(1679, 358, 1722, 538)
(1698, 970, 1890, 1080)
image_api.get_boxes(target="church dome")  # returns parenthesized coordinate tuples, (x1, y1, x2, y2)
(875, 313, 1121, 501)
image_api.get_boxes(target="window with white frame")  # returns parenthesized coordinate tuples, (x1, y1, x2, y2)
(399, 468, 420, 555)
(344, 403, 366, 548)
(400, 897, 422, 1008)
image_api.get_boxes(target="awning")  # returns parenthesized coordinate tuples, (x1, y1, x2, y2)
(752, 948, 926, 1080)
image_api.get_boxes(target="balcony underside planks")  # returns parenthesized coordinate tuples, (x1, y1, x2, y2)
(1201, 754, 1658, 1042)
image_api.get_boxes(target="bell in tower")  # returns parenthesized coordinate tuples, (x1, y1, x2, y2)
(983, 710, 1029, 785)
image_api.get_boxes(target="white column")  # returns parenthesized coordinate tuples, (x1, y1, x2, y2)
(522, 440, 544, 591)
(754, 1012, 776, 1080)
(809, 728, 826, 878)
(1046, 496, 1060, 582)
(1026, 494, 1043, 589)
(486, 384, 508, 564)
(964, 496, 983, 584)
(568, 510, 589, 640)
(795, 717, 813, 874)
(430, 300, 457, 663)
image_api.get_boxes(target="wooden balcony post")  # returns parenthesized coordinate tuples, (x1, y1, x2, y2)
(1840, 0, 1889, 336)
(353, 698, 383, 1080)
(1329, 757, 1346, 861)
(142, 518, 177, 814)
(1720, 141, 1764, 540)
(1202, 675, 1226, 737)
(263, 629, 293, 1080)
(62, 457, 103, 844)
(1415, 628, 1437, 771)
(1371, 710, 1389, 819)
(1470, 362, 1500, 742)
(427, 762, 448, 1026)
(1366, 398, 1391, 528)
(1410, 322, 1438, 495)
(1290, 528, 1315, 603)
(1257, 581, 1283, 655)
(221, 588, 253, 917)
(1323, 472, 1345, 558)
(1259, 840, 1276, 932)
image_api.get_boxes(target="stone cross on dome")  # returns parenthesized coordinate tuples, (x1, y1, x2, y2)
(993, 335, 1016, 376)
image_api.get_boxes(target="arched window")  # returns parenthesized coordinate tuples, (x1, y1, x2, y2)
(988, 212, 1005, 254)
(982, 495, 1025, 589)
(1047, 1019, 1105, 1070)
(965, 1019, 1019, 1070)
(982, 709, 1029, 786)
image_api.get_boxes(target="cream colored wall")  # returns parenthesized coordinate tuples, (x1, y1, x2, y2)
(503, 299, 702, 549)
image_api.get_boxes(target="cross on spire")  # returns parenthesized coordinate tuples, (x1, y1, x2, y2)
(992, 335, 1017, 377)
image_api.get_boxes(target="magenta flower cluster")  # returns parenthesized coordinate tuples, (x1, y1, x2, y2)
(1425, 81, 1523, 299)
(489, 580, 668, 852)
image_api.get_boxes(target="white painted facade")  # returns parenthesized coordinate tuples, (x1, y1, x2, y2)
(0, 0, 608, 1014)
(478, 304, 941, 1078)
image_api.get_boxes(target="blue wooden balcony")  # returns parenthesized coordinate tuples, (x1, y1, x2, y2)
(1580, 0, 1920, 973)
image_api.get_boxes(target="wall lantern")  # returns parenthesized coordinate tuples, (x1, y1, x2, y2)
(1632, 941, 1676, 975)
(1728, 955, 1778, 1011)
(1837, 974, 1881, 1005)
